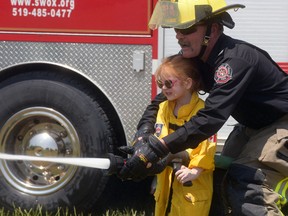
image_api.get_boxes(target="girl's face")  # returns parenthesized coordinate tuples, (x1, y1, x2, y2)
(157, 67, 192, 102)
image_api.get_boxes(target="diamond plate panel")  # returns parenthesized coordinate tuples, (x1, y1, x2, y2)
(0, 41, 152, 143)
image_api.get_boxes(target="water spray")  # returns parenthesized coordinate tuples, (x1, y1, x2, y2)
(0, 152, 124, 174)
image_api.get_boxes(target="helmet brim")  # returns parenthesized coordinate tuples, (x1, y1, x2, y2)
(149, 2, 245, 30)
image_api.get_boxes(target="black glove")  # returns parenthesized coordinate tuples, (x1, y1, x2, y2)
(105, 153, 125, 175)
(148, 156, 168, 176)
(118, 135, 169, 181)
(119, 146, 168, 177)
(132, 124, 154, 144)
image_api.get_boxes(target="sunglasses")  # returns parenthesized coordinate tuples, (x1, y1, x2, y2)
(156, 79, 178, 89)
(174, 23, 205, 35)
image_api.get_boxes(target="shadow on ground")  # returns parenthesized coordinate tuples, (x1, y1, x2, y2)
(93, 175, 155, 215)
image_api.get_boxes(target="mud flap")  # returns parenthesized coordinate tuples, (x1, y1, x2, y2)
(225, 163, 267, 216)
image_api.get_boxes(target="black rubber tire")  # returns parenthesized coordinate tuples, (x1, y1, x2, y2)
(0, 71, 115, 212)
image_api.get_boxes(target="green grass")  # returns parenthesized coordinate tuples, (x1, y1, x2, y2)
(0, 206, 147, 216)
(0, 177, 155, 216)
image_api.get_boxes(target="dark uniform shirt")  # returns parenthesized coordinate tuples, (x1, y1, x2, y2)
(138, 34, 288, 153)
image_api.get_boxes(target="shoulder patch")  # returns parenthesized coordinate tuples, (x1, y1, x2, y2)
(214, 63, 233, 84)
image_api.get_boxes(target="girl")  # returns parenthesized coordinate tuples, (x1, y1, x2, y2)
(153, 54, 216, 216)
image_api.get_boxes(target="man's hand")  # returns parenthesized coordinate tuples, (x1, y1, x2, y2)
(132, 124, 154, 145)
(118, 135, 169, 181)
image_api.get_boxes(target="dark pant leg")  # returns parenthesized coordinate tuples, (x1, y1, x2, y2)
(209, 168, 229, 216)
(210, 125, 249, 216)
(225, 164, 268, 216)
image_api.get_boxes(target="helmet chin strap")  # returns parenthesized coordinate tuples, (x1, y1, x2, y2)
(198, 23, 212, 58)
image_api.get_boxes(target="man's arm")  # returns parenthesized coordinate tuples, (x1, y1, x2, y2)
(118, 55, 256, 181)
(136, 92, 167, 132)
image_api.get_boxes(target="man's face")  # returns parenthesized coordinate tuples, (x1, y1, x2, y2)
(175, 24, 207, 58)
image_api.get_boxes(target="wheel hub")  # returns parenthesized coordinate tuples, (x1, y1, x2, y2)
(0, 107, 80, 195)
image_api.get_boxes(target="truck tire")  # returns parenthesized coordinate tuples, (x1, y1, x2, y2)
(0, 71, 115, 212)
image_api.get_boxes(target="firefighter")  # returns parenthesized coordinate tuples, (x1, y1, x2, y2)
(119, 0, 288, 215)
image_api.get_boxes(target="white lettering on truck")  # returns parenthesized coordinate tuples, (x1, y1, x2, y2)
(11, 0, 75, 18)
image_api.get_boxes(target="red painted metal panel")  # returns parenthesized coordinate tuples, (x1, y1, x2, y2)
(0, 33, 155, 44)
(0, 0, 152, 35)
(278, 62, 288, 74)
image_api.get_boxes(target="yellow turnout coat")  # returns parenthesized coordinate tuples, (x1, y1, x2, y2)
(154, 92, 216, 216)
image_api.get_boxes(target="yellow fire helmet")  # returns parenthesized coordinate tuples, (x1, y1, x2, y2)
(149, 0, 245, 30)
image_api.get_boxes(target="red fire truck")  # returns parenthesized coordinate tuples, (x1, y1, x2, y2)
(0, 0, 287, 212)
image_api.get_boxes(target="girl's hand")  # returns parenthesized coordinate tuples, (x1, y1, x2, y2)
(175, 166, 203, 184)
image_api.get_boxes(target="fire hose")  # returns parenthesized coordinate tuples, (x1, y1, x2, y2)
(0, 152, 199, 186)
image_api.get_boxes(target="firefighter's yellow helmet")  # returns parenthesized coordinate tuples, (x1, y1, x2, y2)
(149, 0, 245, 30)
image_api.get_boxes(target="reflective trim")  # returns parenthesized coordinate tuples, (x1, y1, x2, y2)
(275, 177, 288, 207)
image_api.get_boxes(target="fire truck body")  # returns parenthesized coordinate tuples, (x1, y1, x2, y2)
(0, 0, 287, 211)
(0, 0, 156, 211)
